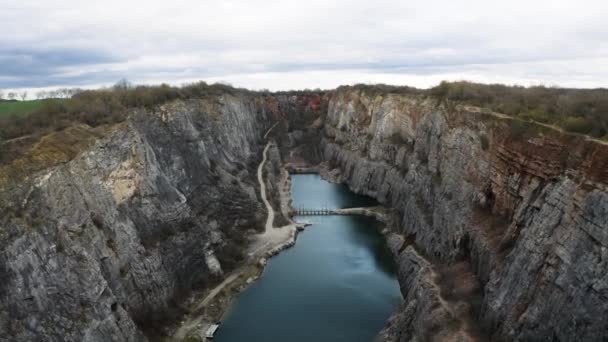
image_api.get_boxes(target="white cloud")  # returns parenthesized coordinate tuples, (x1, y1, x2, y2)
(1, 0, 607, 93)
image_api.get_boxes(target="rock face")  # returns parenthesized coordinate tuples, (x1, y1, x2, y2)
(1, 84, 606, 342)
(0, 94, 323, 342)
(319, 86, 608, 341)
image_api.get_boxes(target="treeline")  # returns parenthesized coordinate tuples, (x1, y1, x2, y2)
(429, 81, 608, 138)
(0, 82, 260, 142)
(347, 83, 423, 96)
(0, 81, 332, 143)
(2, 80, 607, 143)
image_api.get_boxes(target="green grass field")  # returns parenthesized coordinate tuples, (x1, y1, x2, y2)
(0, 100, 45, 118)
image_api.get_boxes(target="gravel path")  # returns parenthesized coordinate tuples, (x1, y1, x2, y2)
(173, 124, 298, 341)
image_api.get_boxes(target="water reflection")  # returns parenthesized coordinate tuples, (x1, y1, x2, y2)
(213, 174, 401, 342)
(344, 215, 397, 276)
(290, 174, 377, 209)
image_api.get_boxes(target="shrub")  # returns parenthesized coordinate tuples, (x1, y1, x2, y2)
(0, 82, 328, 165)
(0, 81, 265, 142)
(508, 120, 529, 139)
(559, 116, 593, 134)
(521, 109, 552, 123)
(427, 81, 608, 138)
(430, 81, 450, 100)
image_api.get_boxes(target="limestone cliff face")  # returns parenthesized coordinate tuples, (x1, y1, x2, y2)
(321, 86, 608, 341)
(1, 84, 606, 342)
(0, 94, 322, 342)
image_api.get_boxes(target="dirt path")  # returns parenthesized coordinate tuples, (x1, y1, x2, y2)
(462, 105, 608, 146)
(172, 124, 299, 341)
(172, 272, 240, 340)
(198, 273, 239, 308)
(257, 142, 275, 232)
(247, 142, 297, 257)
(264, 121, 280, 140)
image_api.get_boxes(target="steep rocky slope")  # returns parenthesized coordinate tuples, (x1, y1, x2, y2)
(1, 84, 606, 342)
(318, 86, 608, 341)
(0, 93, 322, 342)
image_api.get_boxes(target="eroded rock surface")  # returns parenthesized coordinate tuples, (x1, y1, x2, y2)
(0, 94, 323, 342)
(318, 86, 608, 341)
(1, 85, 606, 342)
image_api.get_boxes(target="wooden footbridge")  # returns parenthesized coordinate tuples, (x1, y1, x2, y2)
(294, 208, 336, 216)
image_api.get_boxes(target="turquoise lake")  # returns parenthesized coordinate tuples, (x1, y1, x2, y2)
(213, 174, 402, 342)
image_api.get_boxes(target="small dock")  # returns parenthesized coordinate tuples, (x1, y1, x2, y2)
(205, 324, 220, 339)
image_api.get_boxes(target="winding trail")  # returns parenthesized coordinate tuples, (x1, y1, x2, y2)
(246, 122, 298, 256)
(173, 122, 297, 341)
(462, 104, 608, 146)
(257, 142, 274, 232)
(247, 143, 298, 257)
(264, 121, 280, 140)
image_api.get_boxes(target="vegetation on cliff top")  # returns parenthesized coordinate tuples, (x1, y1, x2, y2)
(429, 81, 608, 138)
(0, 82, 327, 143)
(0, 82, 326, 168)
(2, 80, 606, 166)
(345, 82, 608, 139)
(0, 82, 254, 143)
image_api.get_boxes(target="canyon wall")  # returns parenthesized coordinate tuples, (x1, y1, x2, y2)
(0, 93, 322, 342)
(319, 86, 608, 341)
(1, 84, 606, 342)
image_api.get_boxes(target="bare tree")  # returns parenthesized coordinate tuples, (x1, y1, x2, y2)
(216, 80, 233, 87)
(69, 88, 83, 97)
(7, 92, 16, 100)
(20, 91, 28, 101)
(0, 90, 4, 100)
(36, 91, 47, 99)
(113, 79, 132, 91)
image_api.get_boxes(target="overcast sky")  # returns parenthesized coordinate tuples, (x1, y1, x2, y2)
(1, 0, 607, 94)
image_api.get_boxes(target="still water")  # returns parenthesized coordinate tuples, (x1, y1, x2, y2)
(213, 174, 402, 342)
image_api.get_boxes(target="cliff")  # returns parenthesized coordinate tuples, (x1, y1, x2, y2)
(1, 84, 606, 342)
(319, 86, 608, 341)
(0, 93, 322, 342)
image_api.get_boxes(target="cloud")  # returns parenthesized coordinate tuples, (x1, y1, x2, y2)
(0, 48, 120, 87)
(1, 0, 607, 92)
